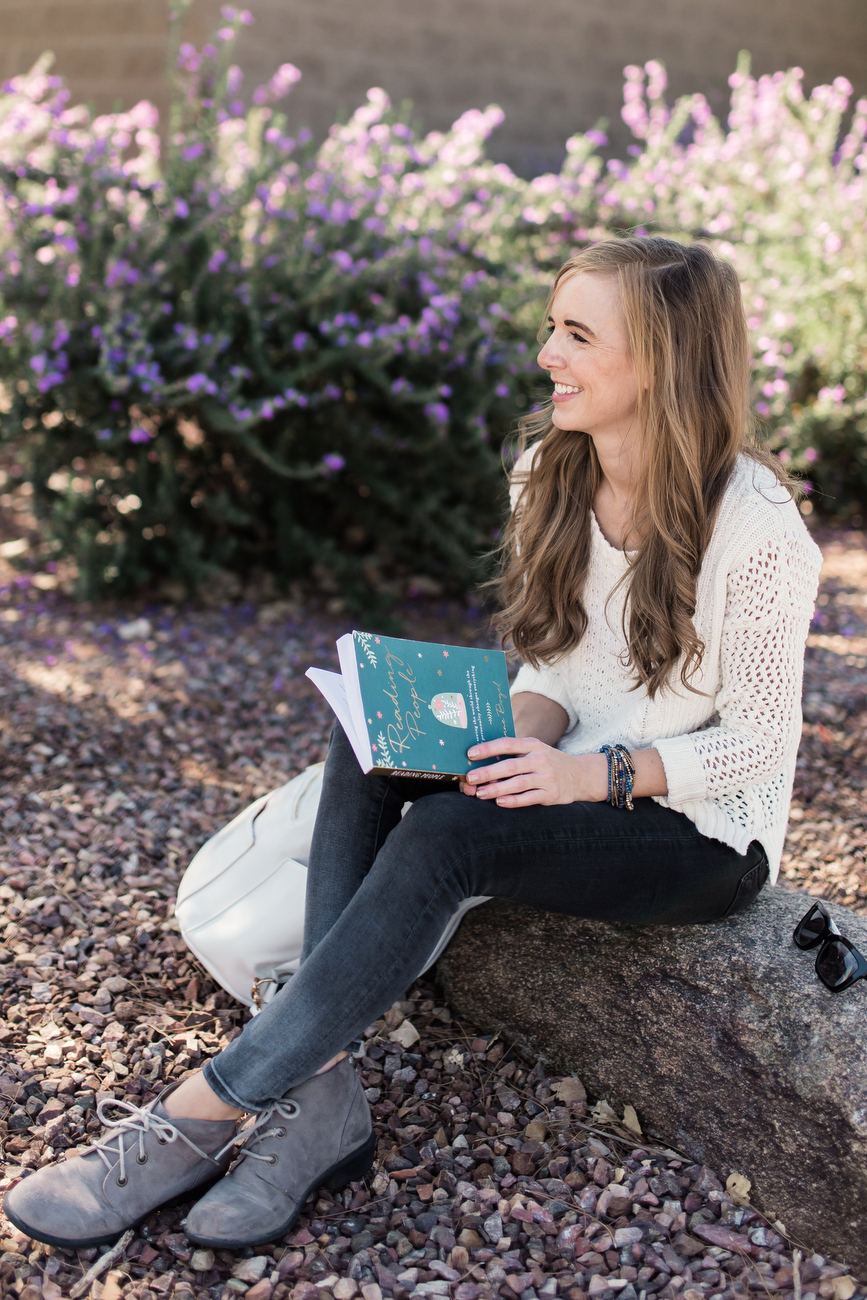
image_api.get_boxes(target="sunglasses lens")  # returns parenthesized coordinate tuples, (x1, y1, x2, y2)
(816, 939, 859, 991)
(794, 905, 826, 948)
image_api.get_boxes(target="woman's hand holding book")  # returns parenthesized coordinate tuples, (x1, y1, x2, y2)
(462, 736, 610, 806)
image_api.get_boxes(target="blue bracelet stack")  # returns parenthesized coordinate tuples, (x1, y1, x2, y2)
(599, 743, 636, 810)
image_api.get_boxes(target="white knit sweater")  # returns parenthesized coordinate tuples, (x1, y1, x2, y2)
(510, 450, 823, 880)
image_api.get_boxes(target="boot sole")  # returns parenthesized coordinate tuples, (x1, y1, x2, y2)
(184, 1128, 377, 1250)
(3, 1166, 228, 1252)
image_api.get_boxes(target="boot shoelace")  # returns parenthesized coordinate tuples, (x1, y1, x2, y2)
(87, 1097, 219, 1187)
(219, 1098, 301, 1165)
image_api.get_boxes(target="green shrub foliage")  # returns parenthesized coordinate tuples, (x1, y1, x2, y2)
(0, 21, 541, 603)
(0, 21, 865, 603)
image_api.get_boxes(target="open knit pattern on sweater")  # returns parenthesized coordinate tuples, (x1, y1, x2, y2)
(509, 450, 823, 881)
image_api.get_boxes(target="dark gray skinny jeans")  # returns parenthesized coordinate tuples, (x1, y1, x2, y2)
(204, 721, 768, 1111)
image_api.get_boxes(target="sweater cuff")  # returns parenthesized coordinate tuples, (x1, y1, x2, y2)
(654, 733, 708, 804)
(510, 663, 578, 732)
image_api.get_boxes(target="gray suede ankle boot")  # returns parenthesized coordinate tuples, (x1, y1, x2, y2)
(3, 1084, 238, 1249)
(184, 1056, 375, 1248)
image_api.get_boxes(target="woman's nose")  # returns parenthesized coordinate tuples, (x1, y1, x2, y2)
(537, 338, 563, 370)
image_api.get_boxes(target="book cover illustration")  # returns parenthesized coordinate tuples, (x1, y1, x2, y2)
(352, 631, 514, 777)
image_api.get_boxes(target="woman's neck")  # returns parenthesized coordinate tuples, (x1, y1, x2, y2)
(590, 431, 641, 551)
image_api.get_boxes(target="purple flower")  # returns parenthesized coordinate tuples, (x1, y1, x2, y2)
(129, 427, 151, 443)
(292, 332, 308, 351)
(322, 453, 345, 472)
(495, 383, 510, 398)
(804, 447, 818, 463)
(96, 429, 113, 440)
(254, 63, 301, 104)
(182, 143, 205, 162)
(424, 401, 449, 425)
(270, 62, 300, 98)
(174, 198, 190, 219)
(105, 260, 139, 288)
(187, 373, 217, 395)
(177, 43, 200, 72)
(208, 249, 227, 272)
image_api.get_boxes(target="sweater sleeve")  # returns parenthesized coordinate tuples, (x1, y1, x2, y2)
(655, 529, 822, 804)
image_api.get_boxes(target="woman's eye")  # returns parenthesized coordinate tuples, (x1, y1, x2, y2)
(570, 332, 588, 344)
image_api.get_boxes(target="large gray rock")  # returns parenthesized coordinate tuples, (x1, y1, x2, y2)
(436, 886, 867, 1273)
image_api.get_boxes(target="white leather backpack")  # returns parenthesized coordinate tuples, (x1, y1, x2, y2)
(175, 762, 488, 1011)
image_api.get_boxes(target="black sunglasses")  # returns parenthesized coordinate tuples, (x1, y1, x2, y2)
(793, 901, 867, 993)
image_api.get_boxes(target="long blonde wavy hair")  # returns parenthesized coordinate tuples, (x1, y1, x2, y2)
(495, 237, 793, 698)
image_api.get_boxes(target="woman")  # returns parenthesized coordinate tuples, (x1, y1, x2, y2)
(5, 237, 822, 1251)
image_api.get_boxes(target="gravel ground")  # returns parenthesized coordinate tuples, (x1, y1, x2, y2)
(0, 524, 864, 1300)
(779, 530, 867, 908)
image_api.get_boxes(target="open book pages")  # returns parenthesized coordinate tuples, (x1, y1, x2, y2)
(306, 631, 515, 778)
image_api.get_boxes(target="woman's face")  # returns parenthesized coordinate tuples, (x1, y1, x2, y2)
(537, 271, 640, 441)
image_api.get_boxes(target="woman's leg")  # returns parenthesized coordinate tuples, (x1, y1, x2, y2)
(202, 788, 766, 1113)
(300, 721, 449, 961)
(167, 722, 454, 1120)
(5, 785, 765, 1249)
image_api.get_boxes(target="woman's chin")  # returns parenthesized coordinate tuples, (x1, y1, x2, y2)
(550, 408, 585, 432)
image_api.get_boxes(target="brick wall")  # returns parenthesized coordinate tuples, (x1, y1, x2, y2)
(2, 0, 866, 173)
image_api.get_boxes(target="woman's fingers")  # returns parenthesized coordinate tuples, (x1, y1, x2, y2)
(492, 788, 550, 808)
(467, 746, 552, 787)
(475, 773, 547, 800)
(465, 737, 583, 806)
(467, 757, 530, 786)
(467, 736, 540, 763)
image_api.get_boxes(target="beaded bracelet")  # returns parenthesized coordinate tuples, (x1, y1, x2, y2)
(599, 743, 636, 810)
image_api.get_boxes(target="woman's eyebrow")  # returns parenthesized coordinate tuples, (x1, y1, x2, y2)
(548, 315, 597, 338)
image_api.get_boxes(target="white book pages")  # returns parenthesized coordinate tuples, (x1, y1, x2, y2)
(336, 632, 376, 773)
(304, 665, 372, 772)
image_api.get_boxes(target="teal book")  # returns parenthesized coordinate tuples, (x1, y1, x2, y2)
(306, 631, 515, 779)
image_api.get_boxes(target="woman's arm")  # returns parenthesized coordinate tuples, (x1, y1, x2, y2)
(462, 691, 668, 806)
(511, 691, 570, 745)
(653, 530, 821, 804)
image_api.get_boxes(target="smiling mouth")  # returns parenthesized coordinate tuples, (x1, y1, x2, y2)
(553, 383, 583, 396)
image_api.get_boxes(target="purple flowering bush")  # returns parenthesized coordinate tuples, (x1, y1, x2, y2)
(0, 12, 542, 603)
(0, 22, 865, 604)
(590, 58, 867, 518)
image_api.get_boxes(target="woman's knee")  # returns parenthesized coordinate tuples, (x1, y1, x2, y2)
(398, 790, 470, 840)
(384, 793, 485, 886)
